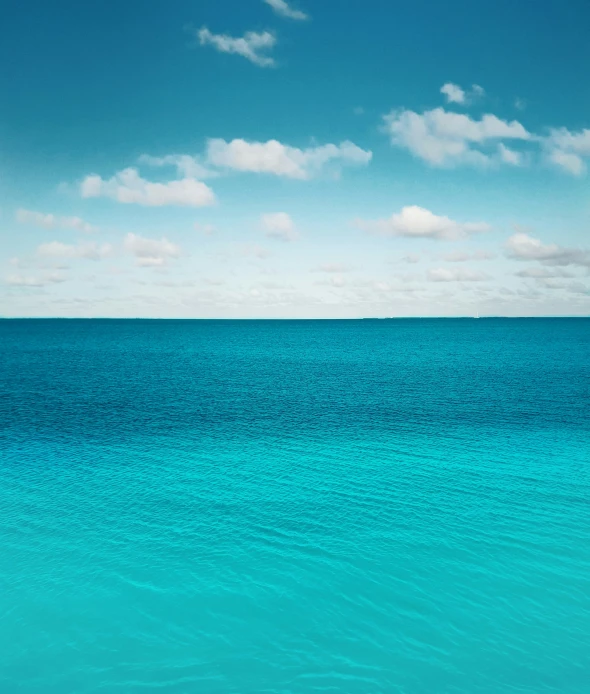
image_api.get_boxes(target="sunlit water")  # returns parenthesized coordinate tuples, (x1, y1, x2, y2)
(1, 318, 589, 693)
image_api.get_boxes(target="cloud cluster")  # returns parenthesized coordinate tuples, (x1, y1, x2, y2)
(356, 205, 490, 240)
(261, 212, 298, 241)
(16, 208, 96, 233)
(206, 138, 372, 179)
(506, 233, 590, 267)
(263, 0, 308, 21)
(382, 107, 530, 167)
(124, 233, 182, 267)
(197, 27, 277, 67)
(81, 168, 215, 207)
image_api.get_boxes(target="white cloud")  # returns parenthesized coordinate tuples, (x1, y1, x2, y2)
(440, 83, 466, 104)
(506, 233, 590, 267)
(5, 272, 66, 287)
(440, 83, 485, 105)
(263, 0, 308, 21)
(206, 138, 371, 179)
(498, 143, 524, 166)
(261, 212, 298, 241)
(138, 154, 216, 179)
(382, 107, 530, 167)
(515, 266, 576, 278)
(37, 241, 113, 261)
(428, 268, 491, 282)
(544, 127, 590, 175)
(124, 233, 182, 267)
(194, 222, 216, 235)
(197, 27, 276, 67)
(80, 168, 215, 207)
(355, 205, 490, 241)
(16, 208, 96, 233)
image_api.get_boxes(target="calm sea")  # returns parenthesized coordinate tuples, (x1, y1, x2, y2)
(1, 318, 589, 693)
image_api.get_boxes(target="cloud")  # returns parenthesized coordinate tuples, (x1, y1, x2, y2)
(498, 143, 524, 166)
(194, 222, 216, 235)
(515, 97, 526, 111)
(206, 138, 371, 179)
(5, 272, 66, 287)
(263, 0, 308, 21)
(16, 208, 96, 233)
(506, 233, 590, 267)
(544, 127, 590, 175)
(80, 168, 215, 207)
(440, 83, 466, 104)
(37, 241, 113, 261)
(197, 27, 276, 67)
(428, 268, 491, 282)
(440, 83, 485, 105)
(261, 212, 298, 241)
(311, 263, 354, 273)
(515, 266, 576, 279)
(442, 250, 496, 262)
(382, 107, 530, 167)
(355, 205, 490, 241)
(138, 154, 216, 179)
(124, 233, 182, 267)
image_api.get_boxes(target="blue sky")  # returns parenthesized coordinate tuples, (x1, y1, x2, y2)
(1, 0, 589, 317)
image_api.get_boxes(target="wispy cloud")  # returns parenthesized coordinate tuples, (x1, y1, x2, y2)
(428, 267, 491, 282)
(206, 138, 371, 179)
(5, 272, 66, 287)
(261, 212, 299, 241)
(16, 208, 96, 233)
(506, 233, 590, 267)
(543, 127, 590, 175)
(37, 241, 113, 261)
(80, 168, 215, 207)
(124, 233, 182, 267)
(263, 0, 309, 21)
(355, 206, 490, 241)
(197, 27, 277, 67)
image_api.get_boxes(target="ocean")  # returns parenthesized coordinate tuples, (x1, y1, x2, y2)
(1, 318, 589, 693)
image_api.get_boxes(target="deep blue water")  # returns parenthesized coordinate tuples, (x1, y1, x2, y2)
(1, 318, 589, 693)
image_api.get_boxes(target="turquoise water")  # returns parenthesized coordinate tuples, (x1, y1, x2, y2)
(1, 318, 589, 693)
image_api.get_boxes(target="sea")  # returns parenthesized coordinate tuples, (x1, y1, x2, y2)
(1, 318, 589, 693)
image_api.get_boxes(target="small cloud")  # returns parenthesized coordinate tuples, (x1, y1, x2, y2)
(440, 83, 485, 105)
(428, 268, 491, 282)
(514, 97, 526, 111)
(442, 250, 496, 262)
(196, 26, 277, 68)
(16, 208, 96, 233)
(543, 127, 590, 176)
(353, 106, 365, 116)
(5, 272, 66, 287)
(355, 205, 490, 241)
(37, 241, 113, 261)
(263, 0, 309, 21)
(194, 222, 216, 235)
(80, 168, 215, 207)
(261, 212, 298, 241)
(440, 83, 466, 104)
(124, 233, 182, 267)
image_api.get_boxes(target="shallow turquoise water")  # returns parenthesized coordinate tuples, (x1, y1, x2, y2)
(1, 318, 589, 693)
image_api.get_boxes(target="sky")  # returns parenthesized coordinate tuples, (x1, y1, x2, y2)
(1, 0, 589, 318)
